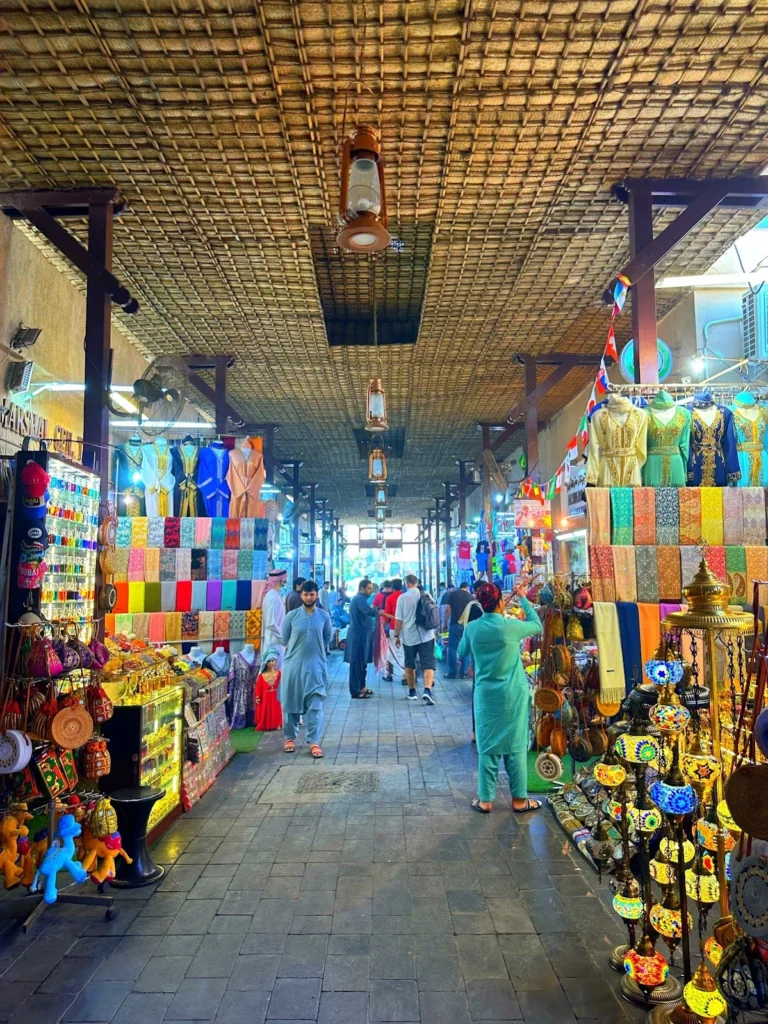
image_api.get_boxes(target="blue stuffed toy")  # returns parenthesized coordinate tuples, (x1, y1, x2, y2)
(31, 813, 88, 904)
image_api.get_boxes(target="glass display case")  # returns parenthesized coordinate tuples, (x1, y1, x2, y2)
(101, 685, 184, 835)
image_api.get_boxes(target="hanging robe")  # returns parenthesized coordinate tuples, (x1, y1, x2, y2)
(140, 441, 175, 517)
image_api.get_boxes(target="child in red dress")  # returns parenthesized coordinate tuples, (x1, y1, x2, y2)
(254, 651, 282, 731)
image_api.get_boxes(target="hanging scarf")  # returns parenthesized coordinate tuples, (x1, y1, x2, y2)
(700, 488, 724, 545)
(238, 550, 254, 580)
(160, 548, 176, 582)
(230, 610, 247, 642)
(746, 546, 768, 593)
(128, 548, 145, 582)
(199, 611, 215, 642)
(144, 547, 160, 583)
(211, 518, 227, 550)
(175, 548, 191, 581)
(708, 546, 727, 583)
(589, 546, 615, 602)
(207, 549, 223, 580)
(655, 488, 679, 546)
(610, 488, 634, 545)
(678, 488, 702, 546)
(593, 602, 626, 705)
(213, 611, 231, 640)
(253, 550, 269, 579)
(206, 581, 222, 611)
(181, 611, 199, 640)
(245, 609, 262, 642)
(191, 549, 207, 581)
(164, 612, 182, 642)
(725, 546, 748, 606)
(128, 582, 145, 614)
(236, 580, 252, 610)
(176, 581, 192, 612)
(612, 547, 637, 602)
(221, 581, 238, 610)
(657, 546, 682, 602)
(680, 547, 701, 589)
(131, 517, 149, 548)
(195, 517, 212, 548)
(191, 581, 208, 612)
(132, 613, 150, 641)
(254, 519, 269, 551)
(742, 487, 767, 546)
(222, 551, 239, 580)
(240, 519, 255, 550)
(180, 517, 196, 549)
(638, 604, 661, 682)
(161, 581, 177, 611)
(114, 582, 129, 614)
(111, 549, 129, 582)
(251, 580, 266, 609)
(633, 487, 656, 546)
(148, 517, 165, 548)
(225, 519, 241, 549)
(115, 613, 132, 636)
(144, 582, 161, 613)
(635, 547, 659, 604)
(148, 613, 165, 643)
(116, 517, 132, 549)
(723, 489, 744, 546)
(586, 488, 611, 545)
(164, 517, 181, 549)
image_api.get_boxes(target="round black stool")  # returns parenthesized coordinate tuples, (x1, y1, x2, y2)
(109, 786, 165, 887)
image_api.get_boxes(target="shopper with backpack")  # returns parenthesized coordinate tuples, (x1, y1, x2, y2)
(393, 574, 438, 704)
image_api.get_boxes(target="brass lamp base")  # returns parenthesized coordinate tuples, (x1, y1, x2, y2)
(647, 1003, 725, 1024)
(610, 944, 630, 972)
(620, 973, 683, 1008)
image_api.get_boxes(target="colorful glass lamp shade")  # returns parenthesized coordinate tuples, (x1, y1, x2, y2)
(659, 836, 695, 865)
(628, 803, 663, 833)
(644, 658, 684, 687)
(704, 934, 724, 967)
(624, 946, 670, 990)
(594, 760, 627, 788)
(716, 798, 741, 836)
(650, 779, 698, 817)
(650, 702, 690, 734)
(650, 851, 676, 887)
(683, 962, 727, 1019)
(685, 867, 720, 904)
(613, 892, 645, 921)
(615, 732, 660, 764)
(696, 815, 736, 853)
(650, 902, 693, 940)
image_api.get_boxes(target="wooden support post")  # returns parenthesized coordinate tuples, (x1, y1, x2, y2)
(434, 497, 442, 593)
(327, 509, 335, 588)
(629, 191, 659, 384)
(523, 356, 540, 480)
(444, 482, 453, 588)
(289, 462, 301, 583)
(263, 426, 277, 485)
(214, 358, 229, 435)
(307, 484, 317, 580)
(425, 512, 434, 594)
(319, 499, 328, 582)
(457, 462, 469, 542)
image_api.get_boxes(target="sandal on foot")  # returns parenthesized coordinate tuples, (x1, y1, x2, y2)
(471, 798, 491, 814)
(283, 741, 296, 753)
(310, 744, 324, 759)
(512, 798, 542, 814)
(351, 693, 371, 699)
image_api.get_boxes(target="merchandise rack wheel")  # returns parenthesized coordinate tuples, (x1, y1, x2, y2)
(106, 907, 119, 921)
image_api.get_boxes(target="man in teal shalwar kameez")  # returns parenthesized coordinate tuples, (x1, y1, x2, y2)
(458, 581, 542, 813)
(280, 580, 333, 758)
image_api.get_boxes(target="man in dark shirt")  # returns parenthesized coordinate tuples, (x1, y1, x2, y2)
(285, 577, 306, 612)
(444, 582, 473, 678)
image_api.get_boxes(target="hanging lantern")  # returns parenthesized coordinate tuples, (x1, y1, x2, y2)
(682, 731, 721, 803)
(368, 447, 387, 482)
(374, 483, 388, 505)
(650, 846, 676, 887)
(696, 812, 736, 853)
(375, 505, 386, 523)
(704, 934, 724, 967)
(612, 877, 644, 921)
(650, 750, 698, 818)
(716, 798, 741, 836)
(594, 753, 627, 789)
(683, 962, 728, 1020)
(659, 835, 695, 866)
(366, 378, 388, 432)
(623, 933, 670, 992)
(337, 125, 391, 253)
(615, 731, 660, 765)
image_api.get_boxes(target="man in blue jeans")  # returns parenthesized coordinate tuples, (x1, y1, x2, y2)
(444, 581, 473, 678)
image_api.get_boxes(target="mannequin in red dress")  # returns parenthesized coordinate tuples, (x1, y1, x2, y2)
(254, 651, 282, 731)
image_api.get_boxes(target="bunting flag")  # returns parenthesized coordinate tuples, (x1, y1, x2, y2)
(555, 464, 564, 493)
(595, 356, 610, 396)
(566, 435, 578, 453)
(546, 478, 556, 500)
(579, 414, 589, 448)
(605, 324, 618, 362)
(613, 273, 630, 314)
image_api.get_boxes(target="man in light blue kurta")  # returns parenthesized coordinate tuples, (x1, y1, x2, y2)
(280, 580, 333, 755)
(458, 582, 542, 812)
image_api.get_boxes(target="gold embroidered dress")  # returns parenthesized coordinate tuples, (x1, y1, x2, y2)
(730, 396, 768, 488)
(586, 395, 647, 487)
(642, 395, 691, 487)
(686, 396, 741, 487)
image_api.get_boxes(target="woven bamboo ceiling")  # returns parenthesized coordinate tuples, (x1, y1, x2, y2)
(3, 1, 768, 519)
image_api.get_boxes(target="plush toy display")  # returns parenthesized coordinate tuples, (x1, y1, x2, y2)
(0, 814, 24, 888)
(30, 813, 87, 904)
(8, 803, 34, 886)
(81, 830, 132, 884)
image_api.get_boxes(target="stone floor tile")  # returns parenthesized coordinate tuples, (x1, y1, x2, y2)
(321, 954, 369, 991)
(0, 982, 37, 1022)
(111, 993, 173, 1024)
(226, 954, 281, 991)
(265, 978, 321, 1020)
(326, 934, 370, 956)
(455, 935, 507, 980)
(498, 934, 560, 991)
(164, 977, 226, 1020)
(369, 980, 420, 1022)
(213, 991, 269, 1024)
(249, 900, 296, 934)
(317, 991, 368, 1024)
(278, 934, 327, 977)
(62, 981, 133, 1022)
(516, 990, 577, 1024)
(465, 980, 523, 1021)
(37, 958, 101, 995)
(6, 993, 75, 1024)
(560, 977, 629, 1019)
(539, 932, 602, 979)
(187, 934, 243, 977)
(419, 989, 472, 1024)
(132, 956, 193, 994)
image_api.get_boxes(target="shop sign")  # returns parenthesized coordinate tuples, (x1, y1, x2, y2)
(513, 499, 552, 530)
(0, 400, 48, 441)
(567, 464, 587, 518)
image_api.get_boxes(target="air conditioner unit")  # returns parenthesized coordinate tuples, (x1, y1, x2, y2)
(742, 289, 768, 360)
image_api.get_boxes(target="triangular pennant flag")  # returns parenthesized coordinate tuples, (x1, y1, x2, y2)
(587, 386, 598, 417)
(579, 413, 589, 448)
(605, 324, 618, 362)
(613, 273, 630, 314)
(566, 435, 578, 453)
(595, 356, 610, 396)
(555, 464, 564, 493)
(564, 458, 572, 485)
(546, 478, 556, 501)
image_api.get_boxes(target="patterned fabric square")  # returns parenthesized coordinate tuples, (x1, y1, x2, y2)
(657, 546, 682, 602)
(744, 488, 767, 545)
(635, 547, 659, 604)
(195, 517, 212, 547)
(148, 517, 165, 548)
(111, 549, 129, 583)
(633, 488, 656, 546)
(655, 488, 679, 546)
(116, 517, 132, 549)
(164, 517, 181, 548)
(225, 518, 240, 549)
(237, 549, 254, 580)
(678, 489, 701, 546)
(131, 518, 149, 548)
(199, 611, 215, 641)
(144, 547, 161, 582)
(240, 519, 255, 550)
(175, 548, 192, 581)
(589, 546, 614, 603)
(253, 550, 268, 579)
(160, 548, 176, 582)
(180, 517, 196, 548)
(207, 549, 223, 580)
(222, 551, 239, 580)
(610, 489, 633, 546)
(213, 611, 231, 639)
(723, 489, 744, 546)
(128, 547, 145, 582)
(181, 611, 199, 640)
(230, 610, 247, 642)
(211, 518, 226, 549)
(254, 519, 269, 551)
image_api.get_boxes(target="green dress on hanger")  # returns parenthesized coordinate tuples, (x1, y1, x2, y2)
(642, 392, 691, 487)
(730, 392, 768, 488)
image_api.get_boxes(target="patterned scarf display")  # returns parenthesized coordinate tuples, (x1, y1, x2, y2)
(195, 517, 212, 548)
(635, 546, 659, 604)
(700, 488, 724, 545)
(612, 547, 637, 602)
(678, 488, 702, 546)
(213, 611, 231, 640)
(191, 549, 207, 581)
(211, 518, 227, 549)
(707, 546, 727, 582)
(111, 550, 129, 582)
(225, 519, 241, 549)
(160, 548, 176, 582)
(657, 546, 682, 602)
(164, 517, 181, 549)
(180, 517, 196, 548)
(207, 549, 223, 580)
(655, 489, 679, 546)
(253, 550, 269, 579)
(586, 488, 611, 545)
(680, 547, 702, 588)
(222, 551, 239, 580)
(175, 548, 192, 581)
(144, 547, 160, 583)
(131, 518, 149, 548)
(240, 519, 255, 550)
(246, 609, 262, 643)
(198, 611, 215, 642)
(743, 488, 767, 546)
(181, 611, 199, 640)
(127, 548, 145, 582)
(238, 550, 254, 580)
(723, 489, 744, 546)
(725, 546, 748, 607)
(254, 519, 269, 551)
(164, 613, 182, 642)
(746, 547, 768, 596)
(230, 610, 247, 643)
(633, 488, 656, 546)
(116, 517, 132, 549)
(610, 489, 634, 545)
(589, 546, 615, 603)
(148, 517, 165, 548)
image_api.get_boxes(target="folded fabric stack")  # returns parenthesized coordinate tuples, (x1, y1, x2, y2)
(116, 517, 268, 550)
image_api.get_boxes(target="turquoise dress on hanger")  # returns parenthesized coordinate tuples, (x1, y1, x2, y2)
(730, 395, 768, 487)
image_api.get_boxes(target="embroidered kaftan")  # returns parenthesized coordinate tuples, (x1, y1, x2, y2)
(197, 443, 231, 517)
(115, 440, 145, 517)
(140, 441, 175, 517)
(226, 443, 266, 518)
(172, 442, 205, 517)
(686, 402, 741, 487)
(642, 406, 691, 487)
(585, 397, 647, 487)
(227, 651, 259, 730)
(730, 405, 768, 488)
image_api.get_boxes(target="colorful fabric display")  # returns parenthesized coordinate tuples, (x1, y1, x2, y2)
(165, 613, 182, 642)
(700, 487, 724, 545)
(681, 546, 702, 587)
(586, 488, 610, 545)
(116, 517, 132, 549)
(222, 550, 238, 580)
(638, 603, 661, 681)
(112, 550, 129, 582)
(180, 517, 196, 548)
(251, 580, 266, 609)
(181, 611, 199, 640)
(148, 517, 165, 548)
(144, 582, 162, 613)
(612, 547, 637, 602)
(176, 548, 191, 581)
(726, 546, 748, 606)
(616, 601, 641, 690)
(236, 580, 252, 610)
(128, 582, 145, 614)
(191, 549, 207, 581)
(723, 489, 744, 546)
(246, 609, 262, 643)
(114, 583, 129, 614)
(746, 547, 768, 592)
(128, 548, 145, 582)
(213, 611, 230, 640)
(225, 518, 241, 549)
(253, 550, 268, 579)
(161, 581, 177, 611)
(199, 611, 214, 642)
(635, 546, 659, 604)
(589, 546, 615, 602)
(207, 549, 223, 580)
(115, 613, 132, 636)
(237, 550, 253, 580)
(211, 518, 226, 549)
(164, 517, 181, 548)
(191, 581, 208, 612)
(144, 547, 160, 582)
(221, 581, 237, 610)
(678, 488, 702, 546)
(254, 519, 269, 550)
(657, 546, 682, 601)
(610, 489, 633, 545)
(105, 614, 116, 636)
(195, 517, 212, 548)
(593, 602, 626, 705)
(160, 548, 176, 582)
(176, 580, 192, 612)
(240, 519, 255, 550)
(131, 517, 149, 548)
(206, 581, 222, 611)
(708, 546, 727, 582)
(655, 489, 679, 546)
(744, 488, 767, 545)
(149, 613, 165, 643)
(230, 610, 247, 641)
(633, 488, 656, 546)
(132, 613, 150, 640)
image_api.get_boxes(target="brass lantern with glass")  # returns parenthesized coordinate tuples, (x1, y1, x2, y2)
(337, 126, 391, 254)
(368, 447, 387, 482)
(366, 378, 388, 432)
(374, 483, 388, 505)
(374, 505, 386, 523)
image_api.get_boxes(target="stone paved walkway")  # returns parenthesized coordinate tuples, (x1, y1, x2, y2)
(0, 655, 646, 1024)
